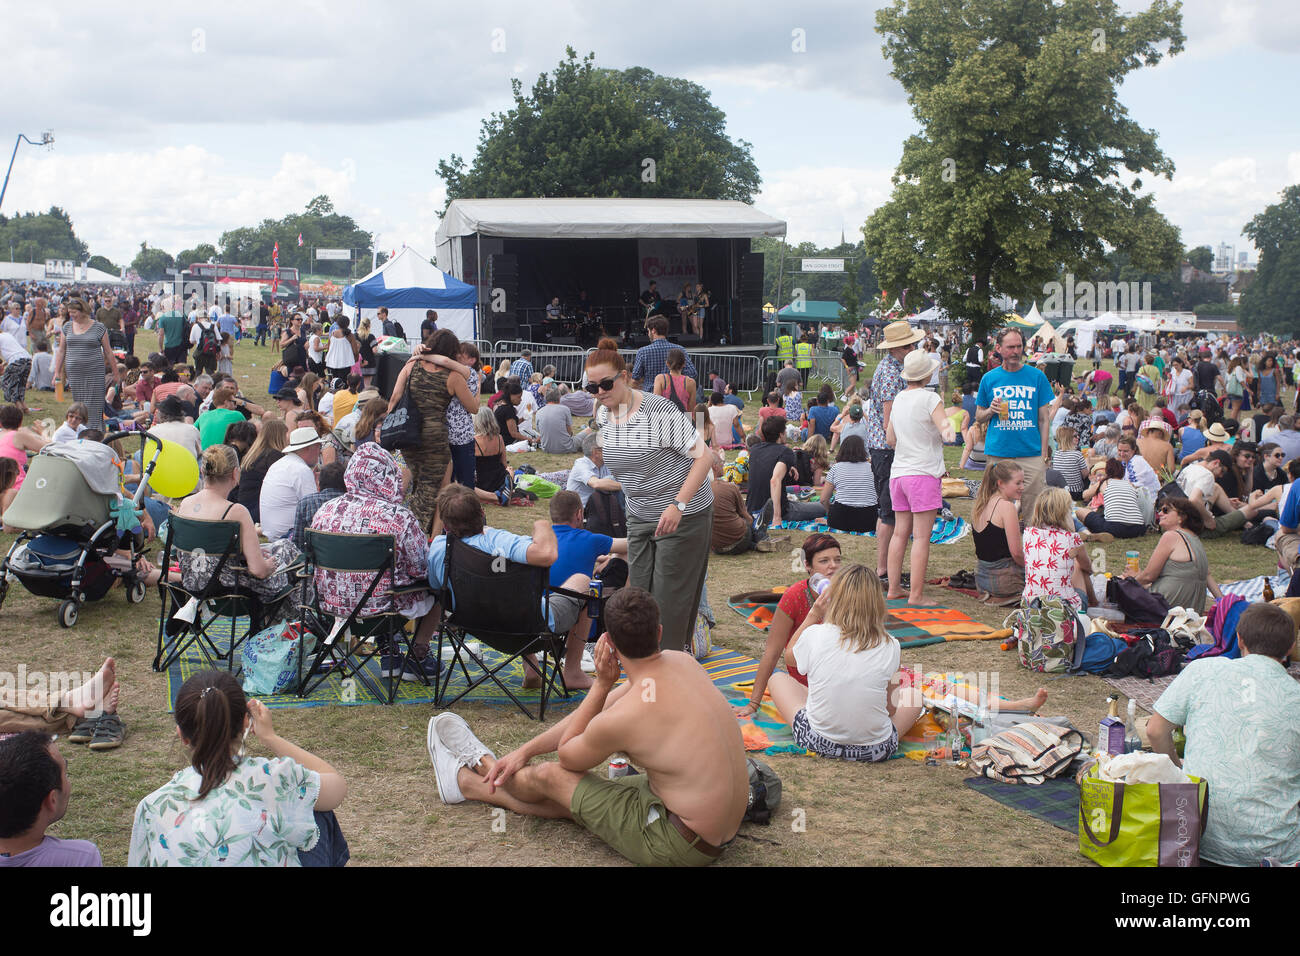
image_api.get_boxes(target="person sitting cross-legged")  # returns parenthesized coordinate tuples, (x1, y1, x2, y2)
(1146, 602, 1300, 867)
(425, 586, 749, 866)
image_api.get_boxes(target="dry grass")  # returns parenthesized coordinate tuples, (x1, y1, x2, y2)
(2, 341, 1279, 866)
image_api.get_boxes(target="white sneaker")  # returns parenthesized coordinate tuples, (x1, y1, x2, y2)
(434, 712, 496, 771)
(580, 645, 596, 675)
(426, 716, 465, 804)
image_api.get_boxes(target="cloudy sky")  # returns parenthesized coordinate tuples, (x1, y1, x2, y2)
(4, 0, 1297, 268)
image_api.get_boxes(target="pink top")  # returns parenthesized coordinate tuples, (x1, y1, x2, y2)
(1022, 526, 1082, 608)
(0, 429, 27, 491)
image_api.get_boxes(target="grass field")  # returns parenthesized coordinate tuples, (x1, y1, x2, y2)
(1, 339, 1278, 866)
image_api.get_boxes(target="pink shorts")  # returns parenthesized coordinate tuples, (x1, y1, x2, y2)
(888, 474, 942, 513)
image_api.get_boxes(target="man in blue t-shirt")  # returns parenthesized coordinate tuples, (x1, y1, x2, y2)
(975, 328, 1054, 514)
(549, 491, 629, 689)
(426, 485, 600, 692)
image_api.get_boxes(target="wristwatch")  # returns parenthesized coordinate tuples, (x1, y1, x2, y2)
(672, 500, 687, 513)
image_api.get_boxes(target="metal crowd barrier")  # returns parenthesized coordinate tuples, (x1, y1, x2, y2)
(491, 339, 590, 384)
(580, 348, 765, 395)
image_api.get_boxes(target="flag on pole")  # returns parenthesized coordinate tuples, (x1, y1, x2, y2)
(272, 241, 280, 295)
(297, 233, 303, 247)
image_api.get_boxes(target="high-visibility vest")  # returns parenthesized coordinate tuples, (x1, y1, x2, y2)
(795, 341, 813, 369)
(776, 334, 794, 361)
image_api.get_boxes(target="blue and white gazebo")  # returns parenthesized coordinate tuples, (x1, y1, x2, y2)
(342, 246, 477, 344)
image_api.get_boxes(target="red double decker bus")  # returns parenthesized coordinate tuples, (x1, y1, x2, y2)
(187, 262, 300, 300)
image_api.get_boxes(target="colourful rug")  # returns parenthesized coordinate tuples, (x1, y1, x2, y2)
(727, 591, 1004, 646)
(772, 515, 969, 544)
(963, 776, 1080, 833)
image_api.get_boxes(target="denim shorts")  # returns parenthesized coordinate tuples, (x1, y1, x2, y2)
(792, 710, 898, 762)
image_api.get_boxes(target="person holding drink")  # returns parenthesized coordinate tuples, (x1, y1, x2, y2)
(975, 328, 1055, 516)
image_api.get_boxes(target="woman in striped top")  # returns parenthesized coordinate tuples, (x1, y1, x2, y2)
(819, 435, 878, 532)
(1075, 457, 1146, 539)
(1052, 424, 1088, 498)
(585, 338, 715, 653)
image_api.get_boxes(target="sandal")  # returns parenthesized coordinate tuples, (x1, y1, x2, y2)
(87, 713, 127, 751)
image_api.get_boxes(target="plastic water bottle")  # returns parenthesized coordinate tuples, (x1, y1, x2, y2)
(809, 573, 831, 596)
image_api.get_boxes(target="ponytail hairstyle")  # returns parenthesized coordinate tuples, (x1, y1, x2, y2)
(174, 670, 246, 801)
(200, 444, 239, 484)
(585, 337, 625, 374)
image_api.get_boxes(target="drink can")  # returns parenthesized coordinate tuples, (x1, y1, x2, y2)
(608, 757, 629, 779)
(1125, 550, 1139, 574)
(587, 577, 602, 640)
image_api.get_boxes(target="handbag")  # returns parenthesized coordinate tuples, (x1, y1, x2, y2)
(1079, 763, 1208, 866)
(1106, 576, 1170, 624)
(1005, 597, 1086, 674)
(379, 390, 422, 451)
(241, 621, 312, 695)
(969, 720, 1085, 785)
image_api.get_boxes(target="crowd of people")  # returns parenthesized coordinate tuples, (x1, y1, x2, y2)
(0, 278, 1296, 868)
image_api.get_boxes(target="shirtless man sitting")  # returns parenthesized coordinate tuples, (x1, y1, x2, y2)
(425, 587, 748, 866)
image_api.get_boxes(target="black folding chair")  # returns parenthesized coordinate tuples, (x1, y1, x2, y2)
(296, 529, 433, 704)
(153, 515, 273, 673)
(434, 538, 600, 720)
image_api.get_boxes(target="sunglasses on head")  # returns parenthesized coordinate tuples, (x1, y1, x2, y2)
(584, 377, 617, 395)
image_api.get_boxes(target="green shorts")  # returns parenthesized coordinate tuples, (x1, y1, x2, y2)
(570, 773, 720, 867)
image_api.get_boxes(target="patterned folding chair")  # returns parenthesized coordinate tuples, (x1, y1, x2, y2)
(153, 515, 278, 673)
(296, 529, 432, 704)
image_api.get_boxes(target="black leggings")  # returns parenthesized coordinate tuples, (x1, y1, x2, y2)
(1082, 512, 1145, 538)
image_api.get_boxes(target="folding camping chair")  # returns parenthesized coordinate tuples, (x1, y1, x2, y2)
(434, 537, 600, 720)
(153, 514, 280, 673)
(295, 529, 433, 704)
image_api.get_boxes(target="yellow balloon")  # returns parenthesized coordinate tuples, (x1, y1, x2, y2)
(148, 438, 200, 498)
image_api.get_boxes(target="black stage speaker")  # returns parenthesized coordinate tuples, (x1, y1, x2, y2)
(551, 335, 577, 346)
(737, 251, 766, 346)
(487, 253, 519, 342)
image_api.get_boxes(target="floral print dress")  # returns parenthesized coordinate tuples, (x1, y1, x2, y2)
(128, 756, 320, 866)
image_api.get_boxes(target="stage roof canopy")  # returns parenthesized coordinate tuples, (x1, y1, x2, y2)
(435, 198, 788, 242)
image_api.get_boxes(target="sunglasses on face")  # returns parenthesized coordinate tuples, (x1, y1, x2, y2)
(584, 377, 617, 395)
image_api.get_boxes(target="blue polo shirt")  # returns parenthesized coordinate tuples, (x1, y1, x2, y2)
(807, 404, 838, 439)
(428, 527, 562, 631)
(977, 365, 1054, 459)
(550, 524, 613, 587)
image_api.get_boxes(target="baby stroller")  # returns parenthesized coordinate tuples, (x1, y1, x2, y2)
(0, 431, 164, 628)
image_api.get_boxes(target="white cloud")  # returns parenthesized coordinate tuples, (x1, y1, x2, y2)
(757, 165, 896, 246)
(1146, 152, 1295, 252)
(4, 148, 360, 263)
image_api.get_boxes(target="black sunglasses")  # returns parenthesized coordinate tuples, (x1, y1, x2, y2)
(584, 377, 617, 395)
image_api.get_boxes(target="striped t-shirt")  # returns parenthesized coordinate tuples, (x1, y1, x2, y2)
(1053, 449, 1087, 492)
(596, 393, 713, 522)
(1101, 478, 1144, 526)
(825, 461, 878, 507)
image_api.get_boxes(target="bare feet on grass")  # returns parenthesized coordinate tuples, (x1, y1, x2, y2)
(61, 658, 116, 716)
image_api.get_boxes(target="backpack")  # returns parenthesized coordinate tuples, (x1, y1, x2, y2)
(1105, 630, 1183, 679)
(1006, 597, 1086, 674)
(742, 758, 782, 825)
(1135, 373, 1155, 394)
(195, 323, 220, 358)
(1074, 632, 1128, 674)
(1188, 389, 1222, 426)
(585, 489, 627, 538)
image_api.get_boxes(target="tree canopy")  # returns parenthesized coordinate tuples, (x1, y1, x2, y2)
(438, 49, 760, 206)
(219, 196, 373, 278)
(0, 206, 89, 264)
(1240, 184, 1300, 336)
(863, 0, 1185, 339)
(130, 244, 175, 281)
(752, 237, 878, 310)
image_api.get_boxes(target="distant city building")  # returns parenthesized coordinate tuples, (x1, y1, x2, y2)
(1213, 242, 1235, 273)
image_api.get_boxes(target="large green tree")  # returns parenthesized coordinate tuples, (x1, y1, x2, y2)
(219, 196, 374, 278)
(175, 243, 219, 267)
(130, 243, 175, 281)
(1186, 245, 1213, 272)
(863, 0, 1185, 339)
(0, 206, 89, 264)
(437, 49, 759, 205)
(1240, 184, 1300, 335)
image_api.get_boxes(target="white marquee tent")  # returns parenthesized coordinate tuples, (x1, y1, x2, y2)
(342, 247, 476, 343)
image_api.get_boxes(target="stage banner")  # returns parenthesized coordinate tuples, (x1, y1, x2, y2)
(638, 239, 699, 295)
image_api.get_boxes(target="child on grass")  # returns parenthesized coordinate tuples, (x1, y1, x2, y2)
(1023, 486, 1094, 610)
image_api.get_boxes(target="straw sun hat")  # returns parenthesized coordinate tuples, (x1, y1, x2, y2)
(875, 320, 925, 350)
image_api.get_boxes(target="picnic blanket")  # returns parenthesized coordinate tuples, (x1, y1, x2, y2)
(727, 590, 1004, 645)
(963, 776, 1080, 833)
(1219, 570, 1291, 603)
(772, 515, 969, 544)
(1106, 659, 1300, 714)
